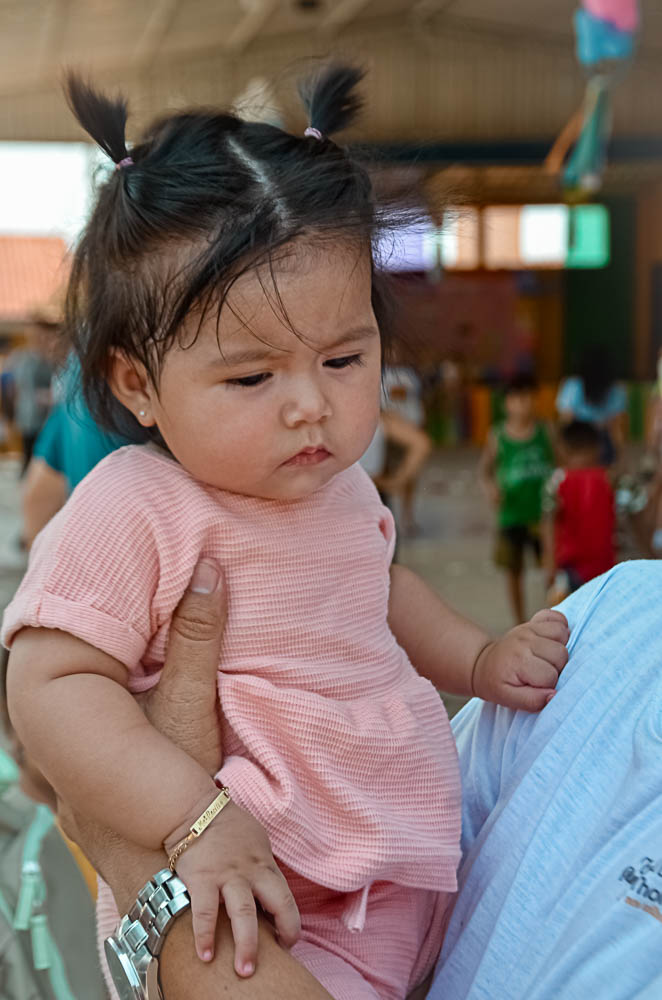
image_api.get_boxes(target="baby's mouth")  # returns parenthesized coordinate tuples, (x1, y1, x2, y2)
(282, 447, 331, 467)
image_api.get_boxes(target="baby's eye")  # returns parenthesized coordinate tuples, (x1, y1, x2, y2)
(324, 354, 364, 370)
(226, 372, 271, 388)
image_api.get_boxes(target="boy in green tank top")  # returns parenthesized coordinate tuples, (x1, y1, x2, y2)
(479, 373, 554, 623)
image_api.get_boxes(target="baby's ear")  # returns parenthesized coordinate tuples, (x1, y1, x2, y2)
(107, 350, 154, 427)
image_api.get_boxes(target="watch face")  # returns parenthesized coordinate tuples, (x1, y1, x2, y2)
(104, 938, 143, 1000)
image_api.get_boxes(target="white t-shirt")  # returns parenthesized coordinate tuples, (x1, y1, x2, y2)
(381, 367, 424, 427)
(432, 561, 662, 1000)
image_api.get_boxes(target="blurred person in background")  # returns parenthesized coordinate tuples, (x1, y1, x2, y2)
(22, 357, 131, 548)
(480, 373, 554, 623)
(5, 318, 55, 476)
(382, 366, 424, 427)
(542, 420, 615, 605)
(556, 347, 627, 467)
(373, 410, 431, 506)
(438, 352, 469, 446)
(381, 365, 428, 534)
(360, 408, 432, 554)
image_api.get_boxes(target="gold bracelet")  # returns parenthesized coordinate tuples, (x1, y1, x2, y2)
(470, 639, 494, 697)
(167, 786, 232, 873)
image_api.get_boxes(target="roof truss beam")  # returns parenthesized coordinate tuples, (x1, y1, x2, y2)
(133, 0, 183, 67)
(225, 0, 282, 53)
(320, 0, 373, 33)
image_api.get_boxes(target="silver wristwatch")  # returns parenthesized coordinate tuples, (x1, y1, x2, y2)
(104, 868, 191, 1000)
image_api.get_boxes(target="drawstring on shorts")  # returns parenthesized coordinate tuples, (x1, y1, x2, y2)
(342, 882, 371, 933)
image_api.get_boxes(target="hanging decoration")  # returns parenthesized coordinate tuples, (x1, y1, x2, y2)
(545, 0, 640, 197)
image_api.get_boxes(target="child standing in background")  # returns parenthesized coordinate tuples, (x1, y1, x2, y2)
(543, 420, 615, 605)
(480, 374, 554, 623)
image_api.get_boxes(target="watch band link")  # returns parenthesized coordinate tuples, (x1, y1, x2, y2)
(122, 869, 190, 956)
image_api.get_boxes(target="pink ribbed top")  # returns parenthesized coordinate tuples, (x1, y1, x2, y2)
(3, 445, 461, 894)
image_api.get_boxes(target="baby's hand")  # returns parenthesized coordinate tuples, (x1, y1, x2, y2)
(472, 609, 569, 712)
(164, 796, 300, 977)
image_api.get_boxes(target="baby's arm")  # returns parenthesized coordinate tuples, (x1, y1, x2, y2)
(7, 626, 299, 970)
(8, 627, 217, 845)
(388, 564, 569, 712)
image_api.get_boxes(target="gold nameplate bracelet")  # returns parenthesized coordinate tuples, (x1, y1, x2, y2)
(167, 786, 232, 873)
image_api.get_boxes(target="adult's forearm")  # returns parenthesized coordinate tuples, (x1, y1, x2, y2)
(100, 845, 333, 1000)
(388, 564, 490, 695)
(161, 912, 333, 1000)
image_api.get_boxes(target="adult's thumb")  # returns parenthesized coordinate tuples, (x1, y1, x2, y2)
(162, 558, 227, 685)
(141, 559, 226, 773)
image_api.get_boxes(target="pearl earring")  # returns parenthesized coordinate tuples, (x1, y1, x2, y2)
(138, 409, 147, 419)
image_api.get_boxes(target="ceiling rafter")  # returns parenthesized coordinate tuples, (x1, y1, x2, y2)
(225, 0, 282, 53)
(320, 0, 373, 33)
(0, 0, 283, 96)
(412, 0, 455, 17)
(0, 1, 660, 109)
(133, 0, 183, 67)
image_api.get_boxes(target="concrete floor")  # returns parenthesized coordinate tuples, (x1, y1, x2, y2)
(0, 448, 552, 720)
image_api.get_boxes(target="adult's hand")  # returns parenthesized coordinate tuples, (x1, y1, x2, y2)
(139, 557, 225, 775)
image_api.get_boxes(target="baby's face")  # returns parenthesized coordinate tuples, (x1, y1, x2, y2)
(148, 242, 382, 501)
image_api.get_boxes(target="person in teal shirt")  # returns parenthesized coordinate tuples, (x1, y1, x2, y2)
(32, 394, 128, 493)
(480, 373, 554, 623)
(23, 359, 130, 546)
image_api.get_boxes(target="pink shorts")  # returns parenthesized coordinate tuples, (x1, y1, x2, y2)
(286, 865, 451, 1000)
(98, 869, 450, 1000)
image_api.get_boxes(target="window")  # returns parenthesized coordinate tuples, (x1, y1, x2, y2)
(377, 203, 610, 272)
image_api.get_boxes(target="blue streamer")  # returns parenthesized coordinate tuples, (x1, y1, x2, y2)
(575, 9, 635, 66)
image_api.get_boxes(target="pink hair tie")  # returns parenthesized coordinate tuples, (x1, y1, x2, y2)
(116, 156, 134, 170)
(304, 127, 323, 141)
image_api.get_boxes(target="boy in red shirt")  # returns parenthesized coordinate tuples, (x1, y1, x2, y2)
(543, 420, 615, 604)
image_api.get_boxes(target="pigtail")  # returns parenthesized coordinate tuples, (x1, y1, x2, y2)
(298, 64, 364, 139)
(64, 73, 130, 165)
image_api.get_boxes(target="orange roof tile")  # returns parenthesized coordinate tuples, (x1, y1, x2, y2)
(0, 235, 69, 322)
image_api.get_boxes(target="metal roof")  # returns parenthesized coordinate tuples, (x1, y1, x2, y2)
(0, 0, 661, 145)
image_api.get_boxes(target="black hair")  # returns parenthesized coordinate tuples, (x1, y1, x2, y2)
(578, 347, 615, 407)
(559, 419, 602, 454)
(63, 64, 396, 439)
(503, 371, 538, 396)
